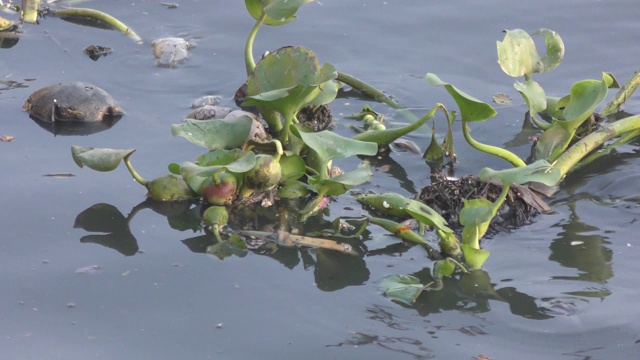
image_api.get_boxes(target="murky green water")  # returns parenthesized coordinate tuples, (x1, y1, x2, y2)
(2, 1, 640, 358)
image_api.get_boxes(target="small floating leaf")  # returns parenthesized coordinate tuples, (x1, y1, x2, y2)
(492, 93, 512, 105)
(71, 146, 135, 172)
(379, 274, 425, 305)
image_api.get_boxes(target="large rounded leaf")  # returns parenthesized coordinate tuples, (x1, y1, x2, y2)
(244, 46, 338, 118)
(497, 29, 540, 78)
(531, 28, 565, 73)
(171, 116, 255, 150)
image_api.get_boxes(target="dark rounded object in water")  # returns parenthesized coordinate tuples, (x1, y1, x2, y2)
(23, 81, 124, 123)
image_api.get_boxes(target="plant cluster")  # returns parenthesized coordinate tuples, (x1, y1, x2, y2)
(63, 1, 640, 305)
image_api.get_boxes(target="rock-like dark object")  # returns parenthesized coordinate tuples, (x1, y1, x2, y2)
(24, 81, 124, 122)
(23, 82, 124, 135)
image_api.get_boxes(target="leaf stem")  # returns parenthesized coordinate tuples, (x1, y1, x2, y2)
(336, 72, 402, 109)
(53, 8, 142, 44)
(462, 123, 526, 167)
(245, 12, 266, 75)
(123, 153, 148, 186)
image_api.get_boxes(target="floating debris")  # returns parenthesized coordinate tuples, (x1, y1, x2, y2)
(152, 37, 194, 67)
(83, 45, 112, 61)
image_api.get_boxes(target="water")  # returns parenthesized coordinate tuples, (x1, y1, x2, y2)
(2, 1, 640, 358)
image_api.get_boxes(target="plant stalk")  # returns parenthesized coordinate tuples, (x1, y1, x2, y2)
(462, 123, 526, 167)
(123, 154, 148, 186)
(245, 12, 266, 75)
(53, 8, 142, 43)
(552, 114, 640, 177)
(601, 71, 640, 116)
(336, 72, 402, 109)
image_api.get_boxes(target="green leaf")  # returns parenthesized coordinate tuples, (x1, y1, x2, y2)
(263, 0, 311, 20)
(352, 104, 439, 146)
(560, 73, 612, 132)
(71, 146, 136, 172)
(315, 162, 372, 196)
(244, 46, 338, 119)
(497, 29, 540, 78)
(305, 80, 340, 107)
(196, 149, 253, 167)
(356, 192, 452, 234)
(207, 241, 248, 260)
(424, 124, 445, 162)
(244, 0, 309, 26)
(531, 28, 565, 73)
(478, 159, 562, 186)
(356, 192, 414, 217)
(426, 73, 497, 122)
(461, 244, 491, 269)
(432, 258, 457, 280)
(291, 124, 378, 161)
(534, 124, 572, 161)
(171, 116, 255, 150)
(180, 152, 256, 193)
(379, 274, 425, 305)
(459, 198, 494, 249)
(514, 80, 547, 115)
(367, 216, 429, 246)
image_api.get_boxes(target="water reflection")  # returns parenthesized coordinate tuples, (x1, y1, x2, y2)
(548, 205, 614, 284)
(408, 268, 554, 320)
(74, 200, 370, 291)
(73, 198, 610, 317)
(29, 114, 122, 136)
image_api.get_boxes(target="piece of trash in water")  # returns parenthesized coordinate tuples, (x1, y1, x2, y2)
(151, 37, 194, 67)
(75, 265, 102, 275)
(570, 241, 584, 246)
(121, 270, 131, 277)
(1, 135, 14, 142)
(83, 45, 112, 61)
(43, 173, 75, 178)
(492, 93, 511, 105)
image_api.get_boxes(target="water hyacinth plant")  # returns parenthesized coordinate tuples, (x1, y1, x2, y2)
(66, 1, 640, 306)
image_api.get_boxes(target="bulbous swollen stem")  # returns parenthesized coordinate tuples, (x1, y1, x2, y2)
(462, 123, 526, 168)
